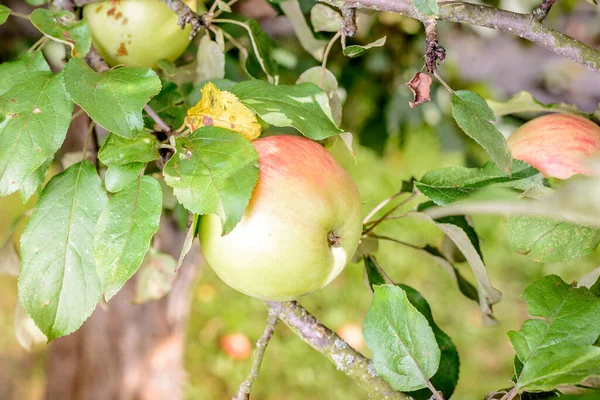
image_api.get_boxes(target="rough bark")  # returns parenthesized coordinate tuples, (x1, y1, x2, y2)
(43, 219, 200, 400)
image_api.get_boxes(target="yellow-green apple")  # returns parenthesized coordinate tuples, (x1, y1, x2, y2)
(83, 0, 195, 68)
(507, 113, 600, 179)
(199, 135, 363, 301)
(220, 333, 252, 360)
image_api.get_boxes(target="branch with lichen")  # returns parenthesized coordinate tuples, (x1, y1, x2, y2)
(532, 0, 557, 22)
(317, 0, 600, 73)
(266, 301, 406, 400)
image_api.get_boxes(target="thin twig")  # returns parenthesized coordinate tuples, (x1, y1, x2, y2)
(363, 191, 405, 224)
(265, 301, 406, 399)
(161, 0, 206, 38)
(144, 105, 172, 134)
(368, 234, 423, 251)
(10, 11, 30, 19)
(321, 30, 342, 87)
(317, 0, 600, 73)
(341, 7, 357, 37)
(532, 0, 556, 22)
(500, 387, 519, 400)
(425, 380, 444, 400)
(232, 310, 279, 400)
(81, 121, 96, 162)
(364, 192, 418, 235)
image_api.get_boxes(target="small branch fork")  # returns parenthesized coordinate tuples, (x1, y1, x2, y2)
(423, 17, 445, 74)
(317, 0, 600, 73)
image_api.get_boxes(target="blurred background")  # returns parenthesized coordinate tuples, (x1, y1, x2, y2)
(1, 0, 600, 399)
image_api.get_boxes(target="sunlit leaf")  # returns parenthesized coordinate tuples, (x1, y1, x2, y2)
(104, 162, 145, 193)
(62, 58, 161, 138)
(94, 176, 162, 300)
(98, 132, 160, 166)
(343, 37, 386, 58)
(29, 9, 91, 57)
(0, 52, 50, 97)
(185, 82, 261, 141)
(19, 161, 107, 340)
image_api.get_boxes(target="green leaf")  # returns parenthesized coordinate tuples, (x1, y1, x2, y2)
(452, 90, 512, 174)
(163, 126, 259, 234)
(401, 284, 459, 400)
(0, 5, 10, 25)
(412, 0, 439, 16)
(0, 72, 73, 196)
(29, 9, 91, 57)
(363, 258, 460, 399)
(62, 58, 161, 138)
(134, 249, 177, 304)
(280, 0, 327, 61)
(246, 19, 279, 79)
(195, 35, 225, 85)
(94, 176, 162, 301)
(231, 80, 343, 140)
(0, 52, 50, 97)
(487, 91, 590, 118)
(25, 0, 47, 5)
(508, 216, 600, 262)
(587, 0, 598, 5)
(176, 213, 199, 271)
(104, 162, 145, 193)
(18, 161, 107, 340)
(509, 275, 600, 392)
(144, 80, 187, 130)
(98, 132, 160, 166)
(310, 4, 342, 32)
(343, 37, 387, 58)
(416, 160, 541, 206)
(363, 285, 441, 392)
(19, 157, 52, 202)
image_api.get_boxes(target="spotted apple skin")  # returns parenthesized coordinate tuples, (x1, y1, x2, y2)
(507, 114, 600, 179)
(83, 0, 194, 68)
(200, 135, 363, 301)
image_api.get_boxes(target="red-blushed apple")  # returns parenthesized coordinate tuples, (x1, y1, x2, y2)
(220, 333, 252, 361)
(83, 0, 196, 68)
(199, 135, 363, 301)
(337, 322, 364, 351)
(507, 113, 600, 179)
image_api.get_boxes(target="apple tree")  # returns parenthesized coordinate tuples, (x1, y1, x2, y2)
(1, 0, 600, 399)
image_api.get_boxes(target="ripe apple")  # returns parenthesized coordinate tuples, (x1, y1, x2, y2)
(507, 113, 600, 179)
(199, 135, 363, 301)
(220, 333, 252, 360)
(83, 0, 195, 68)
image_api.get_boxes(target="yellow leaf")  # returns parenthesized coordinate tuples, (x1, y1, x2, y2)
(185, 82, 261, 141)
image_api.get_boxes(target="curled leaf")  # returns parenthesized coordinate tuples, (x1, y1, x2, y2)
(406, 72, 432, 108)
(185, 82, 261, 141)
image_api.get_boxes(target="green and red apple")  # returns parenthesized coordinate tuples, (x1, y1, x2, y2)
(507, 113, 600, 179)
(200, 135, 363, 301)
(83, 0, 196, 68)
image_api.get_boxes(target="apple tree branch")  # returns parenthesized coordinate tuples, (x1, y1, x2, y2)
(265, 301, 407, 400)
(317, 0, 600, 73)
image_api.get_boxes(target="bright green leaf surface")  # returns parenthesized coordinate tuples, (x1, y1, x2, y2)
(98, 132, 160, 166)
(104, 162, 145, 193)
(0, 72, 73, 196)
(343, 37, 387, 58)
(452, 90, 512, 174)
(487, 91, 591, 118)
(94, 176, 162, 300)
(508, 216, 600, 262)
(62, 58, 161, 138)
(416, 160, 540, 206)
(18, 161, 107, 340)
(0, 5, 10, 25)
(163, 126, 259, 234)
(231, 80, 342, 140)
(0, 52, 50, 97)
(19, 157, 52, 202)
(363, 285, 441, 392)
(29, 9, 91, 57)
(509, 275, 600, 392)
(246, 19, 278, 78)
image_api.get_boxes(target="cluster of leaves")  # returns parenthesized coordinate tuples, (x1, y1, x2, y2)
(2, 0, 600, 399)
